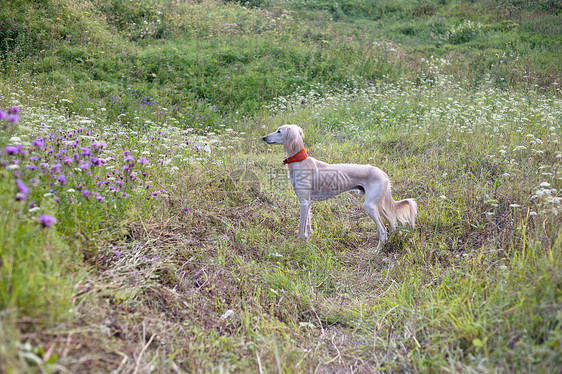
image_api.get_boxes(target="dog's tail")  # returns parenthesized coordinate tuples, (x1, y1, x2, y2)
(382, 186, 417, 228)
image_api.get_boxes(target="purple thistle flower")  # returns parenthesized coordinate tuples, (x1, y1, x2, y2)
(82, 189, 90, 199)
(31, 137, 44, 148)
(7, 106, 20, 115)
(39, 214, 57, 228)
(115, 250, 121, 259)
(90, 157, 103, 166)
(80, 147, 91, 157)
(124, 155, 135, 164)
(137, 157, 148, 165)
(56, 174, 66, 186)
(95, 193, 105, 202)
(92, 141, 107, 149)
(79, 161, 90, 170)
(8, 115, 19, 124)
(4, 145, 18, 155)
(15, 179, 29, 201)
(0, 111, 7, 120)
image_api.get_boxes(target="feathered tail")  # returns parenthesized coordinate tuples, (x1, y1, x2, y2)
(381, 186, 417, 229)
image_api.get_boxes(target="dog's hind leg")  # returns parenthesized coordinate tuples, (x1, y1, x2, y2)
(363, 185, 388, 247)
(364, 202, 387, 247)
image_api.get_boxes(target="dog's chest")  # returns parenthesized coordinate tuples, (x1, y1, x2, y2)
(288, 167, 354, 200)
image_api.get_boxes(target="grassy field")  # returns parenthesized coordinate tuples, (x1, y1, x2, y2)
(1, 0, 561, 372)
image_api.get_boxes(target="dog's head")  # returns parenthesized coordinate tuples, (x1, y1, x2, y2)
(262, 125, 304, 146)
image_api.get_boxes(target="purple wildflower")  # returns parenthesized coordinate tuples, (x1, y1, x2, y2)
(137, 157, 148, 165)
(115, 250, 121, 259)
(39, 214, 57, 228)
(0, 111, 7, 120)
(56, 174, 66, 186)
(80, 147, 91, 157)
(31, 137, 44, 148)
(90, 157, 103, 166)
(8, 115, 19, 124)
(4, 145, 18, 155)
(92, 141, 107, 149)
(7, 106, 20, 115)
(82, 189, 90, 199)
(15, 180, 29, 201)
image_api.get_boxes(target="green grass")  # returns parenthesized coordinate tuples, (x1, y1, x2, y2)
(1, 0, 561, 372)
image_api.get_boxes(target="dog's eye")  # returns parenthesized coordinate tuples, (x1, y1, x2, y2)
(277, 130, 281, 133)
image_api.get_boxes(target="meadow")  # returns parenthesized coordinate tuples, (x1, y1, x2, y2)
(1, 0, 561, 372)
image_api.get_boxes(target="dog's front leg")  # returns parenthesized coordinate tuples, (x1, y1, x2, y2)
(306, 207, 313, 236)
(298, 199, 312, 239)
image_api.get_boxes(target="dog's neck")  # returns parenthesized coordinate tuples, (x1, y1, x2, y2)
(284, 137, 305, 158)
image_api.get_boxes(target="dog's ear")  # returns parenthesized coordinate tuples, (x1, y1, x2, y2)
(297, 126, 304, 139)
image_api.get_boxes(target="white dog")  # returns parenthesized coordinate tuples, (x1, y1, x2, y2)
(262, 125, 417, 246)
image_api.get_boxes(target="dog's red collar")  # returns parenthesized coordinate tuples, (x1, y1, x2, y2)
(283, 149, 308, 164)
